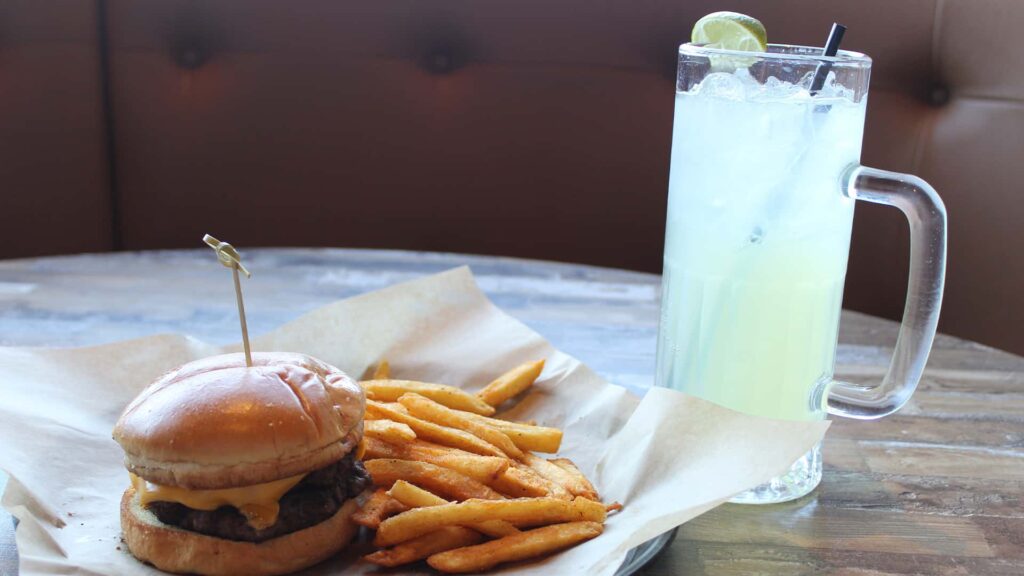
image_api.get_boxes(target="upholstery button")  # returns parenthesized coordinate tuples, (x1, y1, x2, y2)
(929, 85, 950, 106)
(175, 47, 205, 69)
(429, 52, 452, 73)
(169, 8, 217, 70)
(171, 37, 210, 70)
(416, 36, 469, 75)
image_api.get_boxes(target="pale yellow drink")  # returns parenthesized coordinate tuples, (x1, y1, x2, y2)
(655, 69, 866, 421)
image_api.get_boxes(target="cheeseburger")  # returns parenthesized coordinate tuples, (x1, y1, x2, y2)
(113, 352, 369, 576)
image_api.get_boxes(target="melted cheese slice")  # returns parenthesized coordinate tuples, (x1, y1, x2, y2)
(130, 472, 305, 530)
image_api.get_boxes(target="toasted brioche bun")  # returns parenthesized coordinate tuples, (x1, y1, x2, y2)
(113, 352, 364, 489)
(121, 486, 362, 576)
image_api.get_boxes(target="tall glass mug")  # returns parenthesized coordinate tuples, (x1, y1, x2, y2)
(655, 44, 947, 504)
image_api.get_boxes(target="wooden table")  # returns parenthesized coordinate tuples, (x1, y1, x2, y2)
(1, 248, 1022, 575)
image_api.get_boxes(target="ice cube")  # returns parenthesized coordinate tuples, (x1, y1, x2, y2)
(803, 71, 856, 102)
(798, 71, 817, 90)
(692, 67, 855, 104)
(694, 72, 747, 100)
(754, 75, 803, 101)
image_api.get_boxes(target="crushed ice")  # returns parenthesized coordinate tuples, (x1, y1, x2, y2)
(691, 68, 855, 103)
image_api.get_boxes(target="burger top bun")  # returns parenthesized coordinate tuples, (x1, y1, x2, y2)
(113, 352, 364, 490)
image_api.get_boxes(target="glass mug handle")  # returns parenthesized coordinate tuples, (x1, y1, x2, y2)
(825, 166, 948, 420)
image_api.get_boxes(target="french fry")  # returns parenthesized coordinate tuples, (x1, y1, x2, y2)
(522, 453, 596, 499)
(549, 458, 599, 500)
(357, 359, 613, 569)
(475, 359, 545, 408)
(490, 466, 550, 498)
(363, 380, 496, 416)
(491, 463, 571, 500)
(398, 393, 525, 459)
(454, 410, 563, 453)
(389, 401, 409, 414)
(351, 489, 408, 530)
(371, 360, 391, 380)
(365, 526, 482, 568)
(387, 480, 520, 538)
(498, 425, 562, 453)
(467, 521, 522, 540)
(427, 521, 603, 573)
(364, 459, 505, 502)
(364, 419, 416, 444)
(366, 400, 505, 457)
(374, 496, 606, 547)
(386, 479, 449, 507)
(363, 437, 509, 483)
(363, 402, 409, 417)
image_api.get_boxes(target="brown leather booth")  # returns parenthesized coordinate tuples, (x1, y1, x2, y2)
(2, 1, 1023, 355)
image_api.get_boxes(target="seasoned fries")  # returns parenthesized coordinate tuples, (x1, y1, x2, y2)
(387, 481, 520, 538)
(427, 521, 603, 573)
(352, 489, 408, 530)
(374, 497, 606, 547)
(489, 465, 553, 498)
(518, 462, 572, 499)
(367, 400, 506, 457)
(493, 421, 563, 454)
(358, 358, 617, 573)
(372, 360, 391, 380)
(398, 393, 525, 459)
(380, 401, 409, 414)
(550, 458, 600, 500)
(366, 526, 483, 568)
(387, 479, 449, 507)
(522, 453, 598, 500)
(455, 410, 563, 453)
(475, 359, 545, 407)
(364, 458, 505, 501)
(363, 380, 496, 416)
(363, 437, 508, 483)
(364, 419, 417, 444)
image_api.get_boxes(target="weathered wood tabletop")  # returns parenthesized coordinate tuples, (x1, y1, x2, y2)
(1, 248, 1022, 575)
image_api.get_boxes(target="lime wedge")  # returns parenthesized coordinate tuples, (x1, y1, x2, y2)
(692, 12, 767, 52)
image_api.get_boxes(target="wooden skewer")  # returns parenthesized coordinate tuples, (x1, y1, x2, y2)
(231, 262, 252, 366)
(203, 234, 253, 367)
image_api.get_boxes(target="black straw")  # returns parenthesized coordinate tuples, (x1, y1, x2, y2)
(810, 23, 847, 94)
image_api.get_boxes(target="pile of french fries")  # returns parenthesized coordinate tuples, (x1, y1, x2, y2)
(351, 359, 620, 573)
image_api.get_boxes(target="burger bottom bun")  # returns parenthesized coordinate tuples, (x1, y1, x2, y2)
(125, 426, 361, 490)
(120, 487, 362, 576)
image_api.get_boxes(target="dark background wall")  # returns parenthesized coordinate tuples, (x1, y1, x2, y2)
(2, 1, 1022, 355)
(0, 1, 110, 256)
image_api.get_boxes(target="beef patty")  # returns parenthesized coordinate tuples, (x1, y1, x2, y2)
(147, 455, 370, 542)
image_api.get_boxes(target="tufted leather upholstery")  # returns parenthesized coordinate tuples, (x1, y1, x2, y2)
(0, 0, 110, 257)
(2, 1, 1022, 354)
